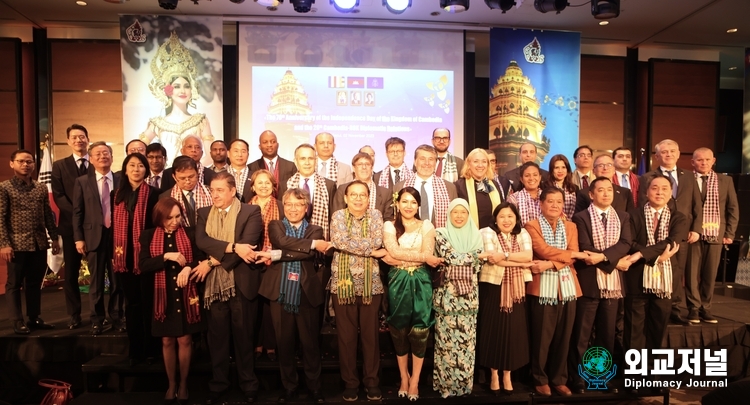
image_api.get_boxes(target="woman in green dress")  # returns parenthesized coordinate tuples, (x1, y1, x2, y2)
(382, 187, 442, 401)
(432, 198, 490, 398)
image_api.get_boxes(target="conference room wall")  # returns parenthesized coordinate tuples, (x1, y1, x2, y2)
(0, 38, 21, 182)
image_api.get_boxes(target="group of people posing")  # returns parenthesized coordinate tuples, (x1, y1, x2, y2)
(0, 125, 738, 403)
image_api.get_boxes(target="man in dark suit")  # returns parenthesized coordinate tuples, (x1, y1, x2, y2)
(72, 141, 124, 335)
(685, 147, 739, 324)
(431, 128, 464, 183)
(225, 139, 254, 202)
(486, 149, 512, 201)
(51, 124, 90, 329)
(145, 143, 174, 193)
(162, 136, 216, 189)
(575, 154, 634, 214)
(257, 188, 331, 404)
(286, 144, 336, 239)
(194, 171, 264, 404)
(373, 137, 414, 192)
(332, 153, 394, 221)
(248, 130, 297, 198)
(159, 156, 212, 230)
(623, 175, 687, 358)
(638, 139, 701, 325)
(571, 145, 594, 189)
(504, 142, 550, 192)
(570, 177, 632, 394)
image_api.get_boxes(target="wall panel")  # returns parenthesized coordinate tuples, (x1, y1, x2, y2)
(579, 55, 626, 155)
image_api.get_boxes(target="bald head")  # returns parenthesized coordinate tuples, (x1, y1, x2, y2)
(315, 132, 335, 160)
(259, 130, 279, 159)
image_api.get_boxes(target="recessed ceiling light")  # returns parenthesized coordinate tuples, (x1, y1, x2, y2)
(729, 66, 738, 70)
(76, 1, 87, 5)
(599, 21, 609, 26)
(431, 11, 441, 16)
(727, 28, 738, 33)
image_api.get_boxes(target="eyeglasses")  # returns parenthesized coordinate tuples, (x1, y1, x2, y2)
(91, 152, 111, 158)
(387, 149, 405, 155)
(347, 193, 368, 200)
(354, 163, 372, 168)
(146, 155, 165, 161)
(577, 153, 593, 158)
(175, 174, 197, 182)
(14, 160, 34, 166)
(594, 163, 614, 169)
(283, 202, 307, 210)
(128, 148, 146, 154)
(432, 137, 450, 143)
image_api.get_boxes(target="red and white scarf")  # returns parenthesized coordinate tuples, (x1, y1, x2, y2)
(497, 232, 525, 312)
(377, 164, 414, 189)
(287, 173, 330, 240)
(251, 196, 280, 251)
(364, 180, 378, 212)
(151, 227, 200, 324)
(587, 205, 622, 299)
(113, 185, 150, 275)
(509, 189, 541, 225)
(403, 175, 450, 228)
(643, 204, 673, 298)
(697, 170, 720, 240)
(169, 183, 212, 227)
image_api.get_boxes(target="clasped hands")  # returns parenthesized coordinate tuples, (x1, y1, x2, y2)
(162, 251, 212, 285)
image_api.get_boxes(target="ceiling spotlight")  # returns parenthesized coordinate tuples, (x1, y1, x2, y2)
(534, 0, 567, 13)
(255, 0, 282, 5)
(383, 0, 411, 14)
(331, 0, 358, 12)
(231, 0, 247, 4)
(76, 1, 88, 5)
(485, 0, 515, 13)
(727, 28, 738, 33)
(440, 0, 469, 13)
(599, 20, 608, 25)
(729, 66, 738, 70)
(291, 0, 315, 12)
(158, 0, 179, 10)
(592, 0, 619, 19)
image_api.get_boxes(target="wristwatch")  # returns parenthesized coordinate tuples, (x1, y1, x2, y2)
(207, 259, 215, 268)
(232, 243, 237, 253)
(504, 251, 510, 260)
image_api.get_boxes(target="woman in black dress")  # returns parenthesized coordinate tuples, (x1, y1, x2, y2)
(454, 148, 504, 229)
(139, 197, 208, 404)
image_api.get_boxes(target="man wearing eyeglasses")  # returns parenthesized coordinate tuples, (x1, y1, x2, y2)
(1, 150, 60, 335)
(572, 145, 594, 189)
(574, 154, 634, 214)
(52, 124, 90, 329)
(333, 153, 394, 221)
(73, 141, 124, 335)
(431, 128, 463, 182)
(374, 137, 414, 192)
(145, 143, 174, 193)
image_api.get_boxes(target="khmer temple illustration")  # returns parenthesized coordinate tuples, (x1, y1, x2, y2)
(489, 61, 551, 175)
(266, 69, 314, 158)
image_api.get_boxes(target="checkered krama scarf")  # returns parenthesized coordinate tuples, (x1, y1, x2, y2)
(587, 205, 623, 299)
(697, 171, 720, 240)
(321, 156, 339, 184)
(440, 153, 459, 182)
(496, 232, 525, 311)
(151, 227, 200, 324)
(537, 216, 577, 305)
(287, 173, 330, 240)
(170, 183, 212, 227)
(113, 184, 150, 275)
(251, 195, 280, 251)
(643, 203, 673, 299)
(227, 165, 250, 198)
(402, 175, 450, 228)
(378, 164, 414, 189)
(509, 189, 541, 225)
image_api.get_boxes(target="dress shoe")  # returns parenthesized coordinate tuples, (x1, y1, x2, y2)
(501, 388, 514, 396)
(309, 389, 325, 404)
(553, 385, 572, 396)
(176, 390, 189, 405)
(365, 386, 381, 401)
(68, 316, 82, 330)
(13, 320, 30, 335)
(245, 390, 259, 403)
(205, 389, 227, 405)
(687, 309, 701, 324)
(670, 314, 690, 326)
(91, 323, 103, 335)
(606, 381, 619, 394)
(27, 318, 54, 330)
(534, 385, 551, 396)
(113, 320, 127, 332)
(700, 310, 718, 324)
(573, 379, 586, 394)
(277, 389, 296, 403)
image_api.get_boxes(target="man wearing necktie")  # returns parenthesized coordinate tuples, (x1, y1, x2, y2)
(612, 147, 640, 207)
(314, 133, 352, 187)
(374, 137, 414, 192)
(637, 139, 702, 326)
(248, 131, 298, 199)
(572, 145, 593, 189)
(146, 143, 174, 193)
(52, 124, 91, 330)
(685, 148, 739, 324)
(431, 128, 464, 182)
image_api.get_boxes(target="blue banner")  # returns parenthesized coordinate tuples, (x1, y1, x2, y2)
(489, 28, 581, 175)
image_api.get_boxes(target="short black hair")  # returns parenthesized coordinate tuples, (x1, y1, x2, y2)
(540, 187, 564, 202)
(588, 176, 613, 191)
(172, 155, 198, 173)
(492, 202, 522, 235)
(146, 143, 167, 158)
(612, 146, 631, 159)
(66, 124, 88, 139)
(344, 179, 370, 196)
(125, 139, 147, 152)
(229, 139, 249, 150)
(10, 149, 34, 161)
(574, 145, 593, 158)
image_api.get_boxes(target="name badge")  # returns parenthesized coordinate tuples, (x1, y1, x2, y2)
(287, 273, 299, 282)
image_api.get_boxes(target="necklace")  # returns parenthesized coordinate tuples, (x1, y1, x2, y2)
(402, 218, 418, 227)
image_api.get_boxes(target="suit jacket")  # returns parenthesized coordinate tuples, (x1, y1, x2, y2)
(695, 173, 739, 243)
(258, 221, 325, 307)
(196, 204, 263, 300)
(639, 168, 702, 233)
(72, 171, 120, 251)
(505, 167, 550, 192)
(163, 166, 215, 188)
(572, 209, 633, 299)
(524, 219, 583, 298)
(325, 160, 353, 187)
(454, 177, 506, 203)
(493, 175, 512, 201)
(373, 167, 409, 192)
(331, 181, 394, 222)
(625, 207, 688, 296)
(159, 187, 205, 228)
(148, 171, 176, 194)
(574, 184, 634, 214)
(248, 156, 297, 198)
(393, 177, 458, 225)
(51, 155, 83, 236)
(571, 170, 594, 189)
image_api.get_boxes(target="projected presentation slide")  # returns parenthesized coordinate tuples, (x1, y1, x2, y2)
(252, 66, 455, 165)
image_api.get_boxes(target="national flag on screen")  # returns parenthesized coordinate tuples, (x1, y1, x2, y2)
(347, 77, 365, 88)
(328, 76, 346, 88)
(38, 145, 63, 275)
(366, 77, 384, 89)
(637, 148, 647, 176)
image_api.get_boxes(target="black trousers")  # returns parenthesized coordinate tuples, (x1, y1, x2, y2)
(61, 233, 84, 318)
(5, 250, 46, 321)
(623, 294, 670, 351)
(569, 296, 618, 381)
(333, 294, 382, 390)
(528, 298, 576, 386)
(117, 271, 158, 359)
(207, 289, 259, 394)
(270, 298, 322, 391)
(87, 226, 123, 324)
(686, 241, 723, 311)
(671, 241, 688, 317)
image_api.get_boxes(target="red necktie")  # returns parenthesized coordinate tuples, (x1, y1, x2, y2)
(436, 157, 444, 177)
